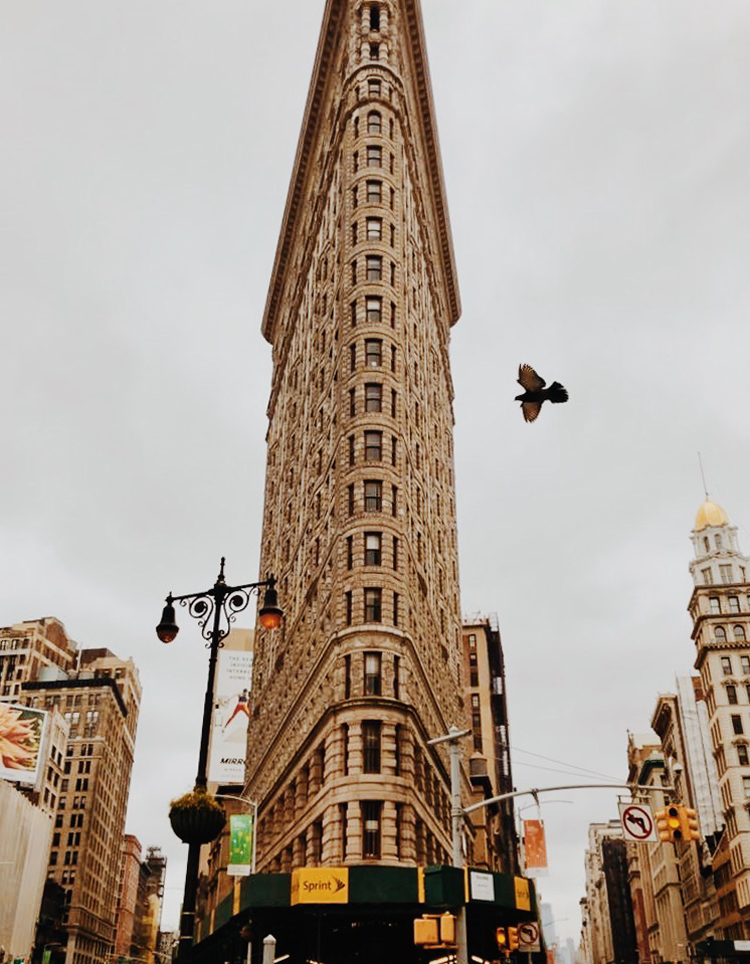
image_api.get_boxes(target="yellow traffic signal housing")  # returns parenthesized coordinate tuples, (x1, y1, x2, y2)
(508, 926, 519, 951)
(414, 917, 439, 945)
(496, 927, 508, 950)
(439, 913, 456, 945)
(656, 806, 682, 842)
(681, 806, 701, 841)
(414, 914, 457, 947)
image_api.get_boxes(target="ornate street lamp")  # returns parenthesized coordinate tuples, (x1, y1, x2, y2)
(156, 557, 282, 963)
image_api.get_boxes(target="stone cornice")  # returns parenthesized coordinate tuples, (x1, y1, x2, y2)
(261, 0, 461, 345)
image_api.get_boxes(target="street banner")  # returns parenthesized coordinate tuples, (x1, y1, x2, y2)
(519, 922, 541, 953)
(0, 703, 47, 787)
(523, 819, 549, 875)
(227, 813, 254, 876)
(618, 801, 657, 842)
(208, 650, 254, 784)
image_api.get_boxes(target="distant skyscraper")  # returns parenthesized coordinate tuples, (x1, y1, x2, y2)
(688, 498, 750, 933)
(246, 0, 465, 871)
(0, 618, 143, 964)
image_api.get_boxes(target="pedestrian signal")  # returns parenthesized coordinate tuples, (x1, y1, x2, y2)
(414, 914, 457, 947)
(508, 927, 519, 951)
(680, 806, 700, 841)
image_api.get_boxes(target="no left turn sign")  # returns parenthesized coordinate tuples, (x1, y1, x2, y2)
(519, 922, 540, 952)
(618, 802, 657, 842)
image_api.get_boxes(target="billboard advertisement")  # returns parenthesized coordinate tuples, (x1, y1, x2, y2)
(0, 703, 48, 787)
(208, 650, 253, 785)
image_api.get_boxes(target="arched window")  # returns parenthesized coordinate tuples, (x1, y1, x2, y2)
(367, 111, 381, 134)
(703, 537, 710, 552)
(354, 116, 360, 138)
(716, 534, 724, 550)
(716, 626, 727, 642)
(735, 626, 746, 642)
(369, 3, 381, 31)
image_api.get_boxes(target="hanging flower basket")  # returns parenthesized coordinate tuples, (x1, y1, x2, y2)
(169, 789, 226, 845)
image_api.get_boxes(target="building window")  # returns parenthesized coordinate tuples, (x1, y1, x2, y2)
(350, 343, 357, 372)
(348, 483, 355, 516)
(351, 300, 357, 326)
(365, 480, 383, 511)
(347, 536, 354, 570)
(366, 179, 382, 203)
(469, 651, 478, 687)
(345, 592, 353, 626)
(391, 485, 398, 517)
(365, 533, 382, 566)
(362, 721, 382, 772)
(390, 223, 395, 246)
(340, 803, 348, 859)
(364, 589, 382, 623)
(362, 801, 382, 858)
(349, 388, 356, 416)
(366, 255, 382, 281)
(739, 745, 749, 766)
(349, 435, 355, 465)
(735, 626, 747, 642)
(366, 297, 382, 323)
(366, 217, 382, 241)
(365, 382, 382, 412)
(702, 569, 713, 585)
(710, 596, 721, 613)
(717, 627, 728, 643)
(370, 3, 381, 31)
(345, 655, 351, 698)
(365, 431, 382, 460)
(393, 591, 399, 626)
(722, 655, 732, 673)
(354, 116, 360, 139)
(368, 79, 381, 98)
(744, 776, 750, 798)
(366, 144, 382, 167)
(730, 596, 741, 612)
(721, 564, 733, 582)
(352, 221, 359, 244)
(351, 260, 358, 285)
(352, 185, 358, 208)
(394, 655, 400, 698)
(391, 436, 397, 466)
(742, 656, 750, 675)
(369, 42, 380, 60)
(390, 302, 396, 328)
(367, 111, 382, 134)
(364, 651, 382, 692)
(365, 339, 382, 367)
(732, 715, 744, 735)
(728, 685, 738, 705)
(342, 724, 350, 774)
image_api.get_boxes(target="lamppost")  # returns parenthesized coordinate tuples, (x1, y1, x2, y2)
(155, 558, 283, 963)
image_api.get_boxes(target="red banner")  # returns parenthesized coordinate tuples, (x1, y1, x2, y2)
(523, 819, 548, 872)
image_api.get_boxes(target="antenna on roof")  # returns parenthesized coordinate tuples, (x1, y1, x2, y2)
(698, 452, 709, 500)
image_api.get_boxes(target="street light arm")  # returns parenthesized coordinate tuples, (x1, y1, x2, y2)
(463, 782, 675, 815)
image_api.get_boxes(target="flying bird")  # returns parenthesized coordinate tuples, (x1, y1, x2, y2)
(515, 363, 569, 423)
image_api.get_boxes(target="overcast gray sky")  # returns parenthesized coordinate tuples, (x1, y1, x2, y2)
(3, 0, 750, 945)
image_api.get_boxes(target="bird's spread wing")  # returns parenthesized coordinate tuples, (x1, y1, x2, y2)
(521, 401, 542, 423)
(517, 363, 545, 391)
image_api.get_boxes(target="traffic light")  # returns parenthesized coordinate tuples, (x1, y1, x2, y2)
(496, 928, 508, 951)
(508, 927, 519, 951)
(680, 806, 701, 841)
(414, 914, 457, 947)
(655, 805, 682, 842)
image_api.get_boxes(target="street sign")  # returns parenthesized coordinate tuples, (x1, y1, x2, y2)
(518, 922, 541, 952)
(619, 802, 657, 842)
(470, 870, 495, 901)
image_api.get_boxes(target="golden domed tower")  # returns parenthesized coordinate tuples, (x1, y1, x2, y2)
(688, 498, 750, 926)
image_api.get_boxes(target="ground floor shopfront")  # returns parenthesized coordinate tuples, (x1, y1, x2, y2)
(192, 865, 538, 964)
